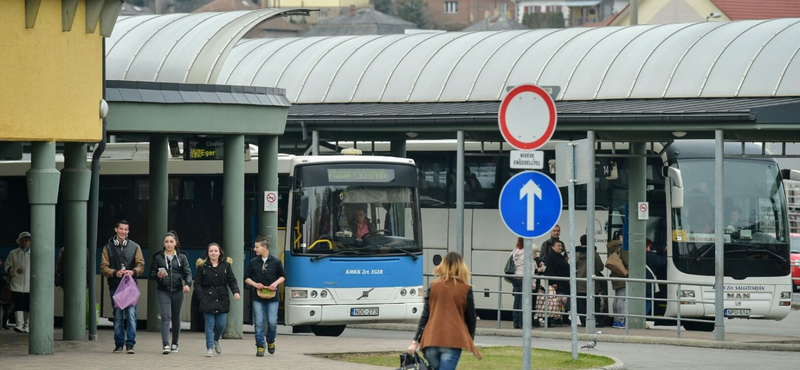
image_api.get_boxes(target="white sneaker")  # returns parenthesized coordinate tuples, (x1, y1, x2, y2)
(213, 341, 222, 355)
(162, 346, 170, 354)
(171, 344, 178, 353)
(206, 348, 214, 357)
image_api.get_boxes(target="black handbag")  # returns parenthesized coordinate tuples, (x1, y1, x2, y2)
(397, 352, 430, 370)
(504, 254, 515, 275)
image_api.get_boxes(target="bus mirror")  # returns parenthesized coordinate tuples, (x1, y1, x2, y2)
(782, 169, 800, 181)
(667, 167, 684, 209)
(671, 186, 684, 209)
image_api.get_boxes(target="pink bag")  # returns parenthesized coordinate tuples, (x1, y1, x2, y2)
(113, 274, 140, 309)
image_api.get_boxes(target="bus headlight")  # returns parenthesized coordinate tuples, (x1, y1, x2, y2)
(400, 289, 407, 297)
(780, 291, 791, 299)
(311, 290, 318, 298)
(291, 290, 308, 298)
(320, 290, 328, 298)
(410, 289, 416, 296)
(680, 290, 695, 298)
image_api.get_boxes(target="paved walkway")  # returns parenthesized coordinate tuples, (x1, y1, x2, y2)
(0, 326, 405, 370)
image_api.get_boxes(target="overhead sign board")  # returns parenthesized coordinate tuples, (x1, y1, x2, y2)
(184, 138, 224, 160)
(510, 150, 544, 170)
(499, 171, 562, 238)
(498, 84, 557, 151)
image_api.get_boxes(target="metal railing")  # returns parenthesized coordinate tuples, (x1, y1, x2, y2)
(426, 272, 729, 338)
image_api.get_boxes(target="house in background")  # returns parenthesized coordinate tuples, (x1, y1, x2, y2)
(605, 0, 800, 26)
(427, 0, 516, 30)
(515, 0, 615, 27)
(271, 0, 373, 24)
(304, 7, 416, 36)
(462, 14, 528, 31)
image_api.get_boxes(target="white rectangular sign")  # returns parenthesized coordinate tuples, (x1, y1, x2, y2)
(638, 202, 649, 220)
(264, 191, 278, 212)
(510, 150, 544, 170)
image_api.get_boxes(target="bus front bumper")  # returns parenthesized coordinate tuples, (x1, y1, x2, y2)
(286, 302, 423, 326)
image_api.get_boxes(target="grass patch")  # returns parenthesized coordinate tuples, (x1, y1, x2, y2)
(314, 346, 615, 369)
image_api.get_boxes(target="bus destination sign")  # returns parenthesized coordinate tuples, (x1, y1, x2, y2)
(184, 138, 224, 160)
(327, 168, 395, 182)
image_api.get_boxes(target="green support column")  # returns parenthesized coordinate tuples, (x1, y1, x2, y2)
(627, 142, 646, 329)
(224, 134, 245, 339)
(62, 143, 90, 340)
(27, 141, 60, 355)
(390, 139, 407, 158)
(258, 135, 280, 257)
(148, 134, 169, 332)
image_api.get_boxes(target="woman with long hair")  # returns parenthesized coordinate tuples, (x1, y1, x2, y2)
(407, 252, 482, 370)
(148, 232, 192, 354)
(194, 243, 240, 357)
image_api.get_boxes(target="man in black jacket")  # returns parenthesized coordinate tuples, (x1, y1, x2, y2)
(99, 220, 144, 354)
(244, 237, 285, 357)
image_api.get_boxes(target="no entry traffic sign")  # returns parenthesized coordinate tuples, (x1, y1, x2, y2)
(498, 85, 557, 151)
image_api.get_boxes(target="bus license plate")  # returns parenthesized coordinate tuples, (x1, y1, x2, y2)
(724, 309, 750, 318)
(351, 307, 379, 316)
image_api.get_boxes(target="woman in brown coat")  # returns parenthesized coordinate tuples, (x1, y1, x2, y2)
(407, 252, 482, 370)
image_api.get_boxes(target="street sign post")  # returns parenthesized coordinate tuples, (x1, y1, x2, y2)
(498, 85, 559, 370)
(499, 171, 563, 238)
(498, 84, 557, 151)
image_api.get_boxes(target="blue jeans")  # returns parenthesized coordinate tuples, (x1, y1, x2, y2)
(423, 346, 462, 370)
(110, 288, 137, 346)
(203, 313, 227, 350)
(253, 300, 278, 347)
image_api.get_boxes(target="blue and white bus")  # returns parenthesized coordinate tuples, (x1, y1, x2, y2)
(282, 154, 424, 336)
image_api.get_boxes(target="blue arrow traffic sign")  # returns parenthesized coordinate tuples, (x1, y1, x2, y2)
(499, 171, 562, 238)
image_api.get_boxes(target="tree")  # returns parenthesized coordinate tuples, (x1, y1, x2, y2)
(395, 0, 427, 28)
(522, 12, 565, 29)
(370, 0, 393, 15)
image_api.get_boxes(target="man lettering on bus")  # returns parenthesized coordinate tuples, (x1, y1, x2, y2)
(245, 237, 285, 357)
(100, 220, 144, 354)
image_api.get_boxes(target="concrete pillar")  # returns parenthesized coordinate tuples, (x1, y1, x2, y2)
(456, 131, 465, 255)
(27, 141, 60, 354)
(61, 143, 90, 340)
(627, 142, 646, 329)
(223, 134, 245, 339)
(390, 139, 407, 158)
(147, 134, 169, 331)
(259, 135, 280, 257)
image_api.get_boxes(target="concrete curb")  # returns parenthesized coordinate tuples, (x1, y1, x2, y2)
(600, 356, 625, 370)
(350, 323, 800, 352)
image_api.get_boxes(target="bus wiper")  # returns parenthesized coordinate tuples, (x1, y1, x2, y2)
(726, 247, 788, 264)
(694, 243, 714, 262)
(383, 245, 419, 261)
(310, 249, 364, 262)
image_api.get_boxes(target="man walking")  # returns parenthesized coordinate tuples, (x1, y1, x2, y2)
(5, 232, 31, 333)
(100, 220, 144, 354)
(539, 225, 562, 260)
(244, 237, 285, 357)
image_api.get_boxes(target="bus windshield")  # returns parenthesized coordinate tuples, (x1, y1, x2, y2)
(671, 159, 791, 278)
(291, 184, 421, 257)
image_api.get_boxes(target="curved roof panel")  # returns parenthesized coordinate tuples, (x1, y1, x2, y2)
(107, 9, 313, 84)
(109, 13, 800, 102)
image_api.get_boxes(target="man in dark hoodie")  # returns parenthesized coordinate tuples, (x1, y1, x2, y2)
(100, 220, 145, 354)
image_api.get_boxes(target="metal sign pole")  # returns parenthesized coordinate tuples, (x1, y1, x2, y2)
(568, 143, 578, 361)
(522, 238, 533, 370)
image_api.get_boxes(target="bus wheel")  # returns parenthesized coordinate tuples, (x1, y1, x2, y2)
(310, 324, 346, 337)
(682, 321, 715, 332)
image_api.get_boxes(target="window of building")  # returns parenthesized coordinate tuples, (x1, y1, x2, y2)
(445, 1, 458, 14)
(501, 3, 507, 14)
